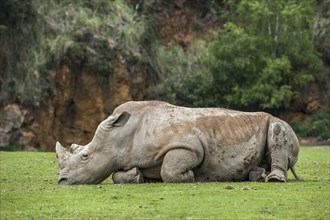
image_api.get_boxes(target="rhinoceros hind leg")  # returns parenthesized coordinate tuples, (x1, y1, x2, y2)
(161, 149, 200, 183)
(112, 167, 144, 184)
(265, 120, 299, 183)
(249, 167, 267, 182)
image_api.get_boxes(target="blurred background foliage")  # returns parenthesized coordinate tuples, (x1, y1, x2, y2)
(0, 0, 148, 105)
(291, 105, 330, 141)
(0, 0, 329, 140)
(151, 0, 328, 111)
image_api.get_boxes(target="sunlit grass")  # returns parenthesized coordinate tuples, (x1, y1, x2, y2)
(0, 147, 329, 219)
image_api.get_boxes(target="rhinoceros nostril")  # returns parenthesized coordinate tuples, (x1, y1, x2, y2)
(58, 178, 68, 184)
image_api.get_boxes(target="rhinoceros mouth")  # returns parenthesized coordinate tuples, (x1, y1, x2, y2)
(58, 178, 69, 184)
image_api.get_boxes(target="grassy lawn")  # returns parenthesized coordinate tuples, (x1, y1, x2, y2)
(0, 147, 329, 219)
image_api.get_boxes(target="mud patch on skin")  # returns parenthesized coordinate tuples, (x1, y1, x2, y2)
(273, 123, 282, 136)
(243, 150, 260, 169)
(272, 144, 282, 150)
(216, 154, 224, 164)
(282, 132, 288, 145)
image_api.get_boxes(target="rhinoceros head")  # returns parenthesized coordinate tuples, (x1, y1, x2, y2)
(56, 111, 131, 184)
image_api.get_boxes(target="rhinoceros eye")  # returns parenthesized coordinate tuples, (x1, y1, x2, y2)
(81, 152, 89, 160)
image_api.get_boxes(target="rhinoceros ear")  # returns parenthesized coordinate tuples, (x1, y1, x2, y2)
(109, 111, 131, 127)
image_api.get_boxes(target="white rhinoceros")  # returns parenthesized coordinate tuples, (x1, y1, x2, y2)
(56, 101, 301, 184)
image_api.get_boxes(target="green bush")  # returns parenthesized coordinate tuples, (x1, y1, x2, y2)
(205, 0, 322, 110)
(0, 0, 50, 106)
(314, 0, 330, 62)
(0, 0, 147, 106)
(149, 0, 324, 111)
(147, 40, 215, 107)
(290, 106, 330, 140)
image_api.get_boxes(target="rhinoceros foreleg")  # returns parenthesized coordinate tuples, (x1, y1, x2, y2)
(265, 121, 299, 182)
(112, 167, 144, 184)
(161, 149, 200, 183)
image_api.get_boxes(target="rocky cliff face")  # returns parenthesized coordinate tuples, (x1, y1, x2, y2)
(0, 54, 150, 150)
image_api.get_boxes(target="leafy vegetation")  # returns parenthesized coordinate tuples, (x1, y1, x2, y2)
(314, 0, 330, 63)
(1, 0, 329, 108)
(0, 0, 147, 105)
(1, 0, 328, 109)
(151, 0, 324, 111)
(0, 147, 329, 219)
(313, 0, 330, 100)
(0, 0, 329, 141)
(291, 106, 330, 140)
(0, 0, 52, 105)
(146, 0, 329, 140)
(148, 40, 213, 107)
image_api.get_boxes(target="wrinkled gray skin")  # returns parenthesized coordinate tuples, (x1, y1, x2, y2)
(56, 101, 302, 185)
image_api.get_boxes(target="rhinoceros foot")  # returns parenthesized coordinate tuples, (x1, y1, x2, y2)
(249, 167, 267, 182)
(266, 169, 286, 182)
(112, 167, 144, 184)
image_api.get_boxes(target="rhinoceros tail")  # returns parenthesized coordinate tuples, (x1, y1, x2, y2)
(285, 120, 302, 182)
(290, 167, 304, 181)
(290, 166, 303, 181)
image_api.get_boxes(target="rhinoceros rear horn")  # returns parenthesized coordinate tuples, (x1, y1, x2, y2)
(56, 142, 71, 162)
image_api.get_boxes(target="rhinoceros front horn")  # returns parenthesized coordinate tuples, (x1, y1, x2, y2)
(56, 142, 71, 163)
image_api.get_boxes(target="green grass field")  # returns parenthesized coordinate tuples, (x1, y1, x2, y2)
(0, 147, 329, 219)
